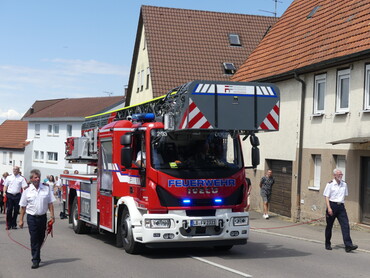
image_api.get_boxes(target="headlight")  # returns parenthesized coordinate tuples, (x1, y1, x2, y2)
(145, 219, 171, 229)
(233, 216, 249, 226)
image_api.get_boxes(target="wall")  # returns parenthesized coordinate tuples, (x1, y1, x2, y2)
(25, 120, 90, 181)
(129, 26, 153, 106)
(0, 149, 25, 175)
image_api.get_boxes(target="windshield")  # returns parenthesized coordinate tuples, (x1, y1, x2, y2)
(150, 130, 242, 170)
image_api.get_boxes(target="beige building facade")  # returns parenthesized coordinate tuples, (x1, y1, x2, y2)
(246, 60, 370, 225)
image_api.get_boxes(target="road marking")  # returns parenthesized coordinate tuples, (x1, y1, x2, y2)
(191, 256, 252, 277)
(253, 229, 370, 254)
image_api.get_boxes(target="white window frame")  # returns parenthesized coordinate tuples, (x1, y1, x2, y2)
(47, 152, 58, 163)
(34, 150, 40, 161)
(140, 70, 144, 91)
(137, 71, 141, 93)
(335, 155, 346, 181)
(365, 64, 370, 110)
(48, 124, 53, 135)
(146, 67, 150, 89)
(314, 74, 326, 114)
(2, 152, 7, 165)
(312, 155, 321, 190)
(67, 124, 73, 137)
(35, 124, 40, 137)
(53, 124, 59, 136)
(9, 152, 13, 165)
(336, 69, 350, 113)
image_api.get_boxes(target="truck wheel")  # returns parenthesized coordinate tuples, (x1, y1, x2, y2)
(72, 198, 88, 234)
(214, 245, 233, 251)
(120, 208, 141, 254)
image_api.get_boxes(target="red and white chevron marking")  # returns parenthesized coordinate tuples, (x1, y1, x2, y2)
(259, 101, 279, 130)
(180, 98, 213, 129)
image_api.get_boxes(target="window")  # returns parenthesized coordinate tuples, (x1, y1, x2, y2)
(314, 74, 326, 114)
(34, 151, 39, 160)
(335, 155, 346, 181)
(40, 151, 44, 161)
(312, 155, 321, 189)
(99, 140, 113, 192)
(2, 152, 6, 165)
(146, 67, 150, 89)
(47, 152, 58, 162)
(223, 63, 236, 75)
(35, 124, 40, 137)
(67, 124, 73, 137)
(141, 70, 144, 91)
(48, 124, 53, 135)
(9, 152, 13, 165)
(307, 6, 320, 19)
(137, 71, 140, 93)
(336, 69, 350, 113)
(228, 34, 241, 46)
(53, 124, 59, 135)
(364, 64, 370, 110)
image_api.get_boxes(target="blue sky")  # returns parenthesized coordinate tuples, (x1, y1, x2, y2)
(0, 0, 293, 124)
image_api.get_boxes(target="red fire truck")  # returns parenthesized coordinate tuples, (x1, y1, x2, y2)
(61, 80, 280, 253)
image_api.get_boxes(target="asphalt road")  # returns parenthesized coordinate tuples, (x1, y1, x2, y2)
(1, 205, 369, 278)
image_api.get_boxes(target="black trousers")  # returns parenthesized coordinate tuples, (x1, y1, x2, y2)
(27, 214, 47, 263)
(325, 202, 353, 247)
(6, 193, 21, 228)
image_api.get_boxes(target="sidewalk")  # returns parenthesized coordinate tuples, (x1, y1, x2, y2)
(249, 211, 370, 253)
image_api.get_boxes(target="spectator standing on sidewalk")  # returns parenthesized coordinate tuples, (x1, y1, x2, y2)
(0, 172, 9, 213)
(19, 169, 55, 269)
(323, 168, 358, 252)
(259, 169, 274, 219)
(3, 166, 28, 229)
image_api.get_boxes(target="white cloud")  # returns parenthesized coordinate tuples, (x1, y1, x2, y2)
(0, 109, 22, 122)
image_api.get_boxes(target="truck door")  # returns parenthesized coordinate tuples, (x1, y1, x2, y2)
(98, 138, 114, 231)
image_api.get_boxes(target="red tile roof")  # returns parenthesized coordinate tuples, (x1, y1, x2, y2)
(22, 96, 124, 119)
(126, 6, 278, 104)
(0, 120, 28, 150)
(233, 0, 370, 82)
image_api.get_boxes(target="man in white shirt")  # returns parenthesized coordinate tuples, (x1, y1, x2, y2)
(19, 169, 55, 269)
(3, 166, 28, 229)
(323, 168, 358, 252)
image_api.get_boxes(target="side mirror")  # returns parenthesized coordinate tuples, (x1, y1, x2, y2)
(250, 134, 260, 147)
(121, 133, 132, 145)
(251, 146, 260, 168)
(121, 147, 132, 168)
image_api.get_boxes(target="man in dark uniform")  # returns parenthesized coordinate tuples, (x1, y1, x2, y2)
(323, 168, 358, 252)
(3, 166, 28, 229)
(19, 169, 55, 269)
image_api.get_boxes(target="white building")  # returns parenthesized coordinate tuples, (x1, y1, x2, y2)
(22, 96, 124, 180)
(0, 120, 28, 175)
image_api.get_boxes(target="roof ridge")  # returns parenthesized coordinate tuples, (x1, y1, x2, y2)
(141, 5, 278, 19)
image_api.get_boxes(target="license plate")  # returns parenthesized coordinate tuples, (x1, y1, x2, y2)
(190, 219, 217, 227)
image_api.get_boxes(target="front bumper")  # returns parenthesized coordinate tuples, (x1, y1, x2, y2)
(132, 210, 249, 246)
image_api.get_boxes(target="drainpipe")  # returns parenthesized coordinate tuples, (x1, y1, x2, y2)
(294, 72, 306, 223)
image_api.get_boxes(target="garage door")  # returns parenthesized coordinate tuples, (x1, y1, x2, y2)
(268, 160, 292, 217)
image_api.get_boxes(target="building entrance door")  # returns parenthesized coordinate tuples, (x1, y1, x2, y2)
(361, 157, 370, 225)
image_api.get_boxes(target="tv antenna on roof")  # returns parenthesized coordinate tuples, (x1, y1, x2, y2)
(103, 91, 113, 97)
(259, 0, 283, 18)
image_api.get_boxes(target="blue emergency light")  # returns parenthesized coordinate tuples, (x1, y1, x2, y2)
(131, 113, 155, 122)
(182, 199, 191, 205)
(214, 198, 223, 204)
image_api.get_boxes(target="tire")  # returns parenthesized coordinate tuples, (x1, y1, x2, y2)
(72, 198, 88, 234)
(116, 208, 123, 247)
(214, 245, 233, 251)
(120, 208, 141, 254)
